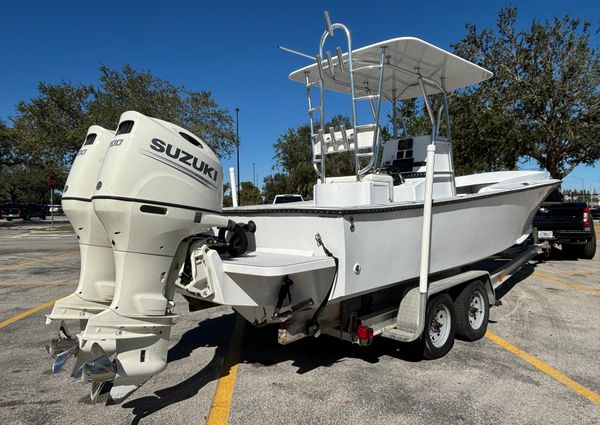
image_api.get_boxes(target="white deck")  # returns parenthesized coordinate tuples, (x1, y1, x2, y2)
(222, 252, 335, 276)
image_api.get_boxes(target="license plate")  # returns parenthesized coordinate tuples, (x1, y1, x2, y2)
(538, 230, 554, 239)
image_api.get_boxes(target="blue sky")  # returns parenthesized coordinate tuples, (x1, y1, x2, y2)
(1, 0, 598, 192)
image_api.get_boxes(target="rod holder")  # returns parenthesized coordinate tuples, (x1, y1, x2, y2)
(326, 51, 335, 77)
(324, 11, 334, 36)
(336, 47, 345, 72)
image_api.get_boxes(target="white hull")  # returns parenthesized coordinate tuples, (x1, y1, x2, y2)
(213, 179, 557, 313)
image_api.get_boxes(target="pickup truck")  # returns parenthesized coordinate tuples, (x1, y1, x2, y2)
(1, 204, 47, 221)
(533, 191, 596, 259)
(273, 194, 304, 204)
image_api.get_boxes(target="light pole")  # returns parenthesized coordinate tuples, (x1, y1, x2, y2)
(574, 177, 586, 203)
(235, 107, 240, 204)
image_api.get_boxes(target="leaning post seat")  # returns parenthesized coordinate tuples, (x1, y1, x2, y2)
(313, 173, 393, 207)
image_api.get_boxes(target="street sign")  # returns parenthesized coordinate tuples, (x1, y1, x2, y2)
(48, 175, 57, 189)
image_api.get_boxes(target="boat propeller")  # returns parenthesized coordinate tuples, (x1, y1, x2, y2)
(45, 323, 117, 402)
(82, 345, 117, 402)
(45, 321, 80, 374)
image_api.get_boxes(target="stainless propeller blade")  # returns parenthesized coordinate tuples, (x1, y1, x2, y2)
(83, 354, 116, 384)
(51, 344, 78, 373)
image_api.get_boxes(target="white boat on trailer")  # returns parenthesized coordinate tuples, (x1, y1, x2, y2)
(45, 12, 559, 403)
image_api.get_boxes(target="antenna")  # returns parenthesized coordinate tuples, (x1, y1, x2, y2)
(278, 45, 315, 61)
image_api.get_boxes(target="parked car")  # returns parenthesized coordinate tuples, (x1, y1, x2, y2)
(533, 190, 596, 259)
(273, 194, 304, 204)
(45, 203, 64, 215)
(3, 204, 46, 221)
(0, 203, 11, 219)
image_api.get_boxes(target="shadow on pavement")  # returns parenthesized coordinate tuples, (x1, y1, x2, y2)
(121, 311, 421, 423)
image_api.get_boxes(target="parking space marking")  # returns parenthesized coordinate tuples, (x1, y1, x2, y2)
(560, 270, 600, 277)
(532, 272, 600, 294)
(0, 250, 77, 271)
(206, 315, 245, 425)
(0, 297, 63, 329)
(0, 279, 77, 286)
(486, 330, 600, 406)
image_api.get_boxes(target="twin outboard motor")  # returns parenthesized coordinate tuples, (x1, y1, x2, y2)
(50, 126, 117, 314)
(47, 111, 241, 402)
(46, 126, 116, 376)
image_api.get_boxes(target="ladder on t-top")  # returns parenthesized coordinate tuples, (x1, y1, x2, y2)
(305, 11, 388, 182)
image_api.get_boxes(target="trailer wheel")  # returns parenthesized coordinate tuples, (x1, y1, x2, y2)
(422, 294, 456, 360)
(454, 281, 489, 341)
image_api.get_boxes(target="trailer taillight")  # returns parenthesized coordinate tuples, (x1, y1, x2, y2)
(356, 324, 374, 345)
(583, 207, 590, 230)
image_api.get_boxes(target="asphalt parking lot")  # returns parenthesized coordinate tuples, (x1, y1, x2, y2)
(0, 218, 598, 425)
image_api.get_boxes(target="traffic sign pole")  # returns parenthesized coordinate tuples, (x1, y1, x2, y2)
(50, 188, 54, 228)
(48, 175, 57, 228)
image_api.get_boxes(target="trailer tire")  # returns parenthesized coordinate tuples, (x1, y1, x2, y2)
(454, 281, 489, 341)
(422, 294, 456, 360)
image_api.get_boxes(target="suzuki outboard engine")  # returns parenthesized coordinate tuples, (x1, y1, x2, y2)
(46, 125, 116, 375)
(76, 111, 233, 402)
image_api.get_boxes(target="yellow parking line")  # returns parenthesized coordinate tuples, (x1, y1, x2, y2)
(532, 272, 600, 294)
(0, 297, 63, 329)
(560, 270, 600, 277)
(0, 250, 78, 271)
(206, 315, 245, 425)
(486, 330, 600, 406)
(0, 279, 78, 286)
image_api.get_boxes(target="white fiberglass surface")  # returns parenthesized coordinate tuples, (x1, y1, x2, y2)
(290, 37, 492, 100)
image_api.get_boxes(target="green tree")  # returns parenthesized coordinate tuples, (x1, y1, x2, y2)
(2, 65, 236, 203)
(268, 115, 356, 199)
(239, 181, 262, 206)
(2, 163, 66, 204)
(222, 183, 233, 207)
(0, 120, 19, 170)
(451, 7, 600, 178)
(262, 173, 289, 204)
(88, 65, 236, 158)
(11, 82, 93, 167)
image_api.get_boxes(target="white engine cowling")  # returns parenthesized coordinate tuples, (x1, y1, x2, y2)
(47, 125, 116, 323)
(78, 111, 228, 402)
